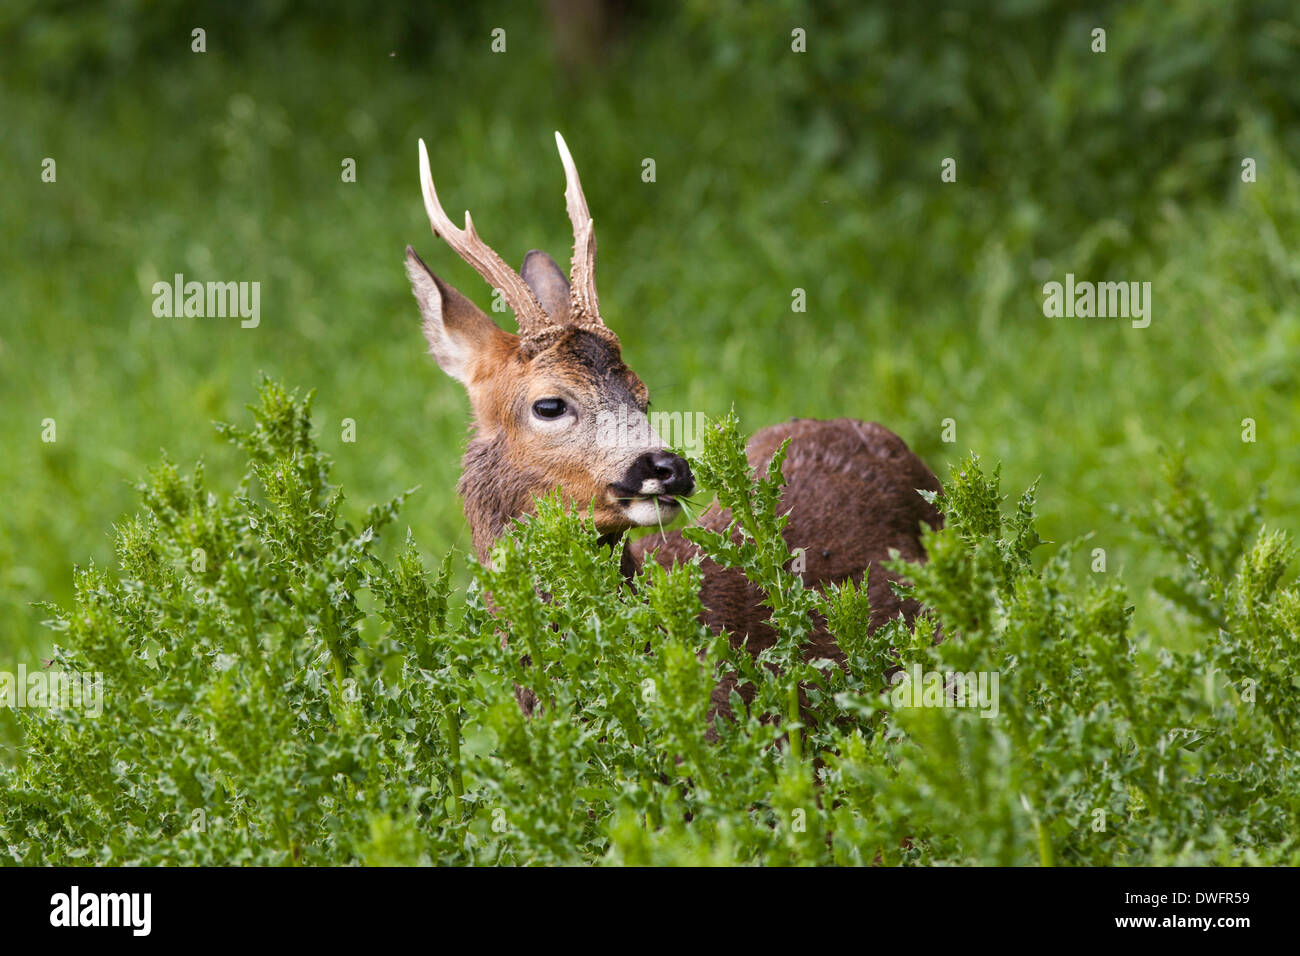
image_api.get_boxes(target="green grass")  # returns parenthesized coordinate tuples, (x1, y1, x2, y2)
(2, 1, 1298, 673)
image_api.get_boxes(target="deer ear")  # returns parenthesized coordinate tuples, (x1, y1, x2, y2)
(521, 249, 571, 323)
(405, 246, 512, 384)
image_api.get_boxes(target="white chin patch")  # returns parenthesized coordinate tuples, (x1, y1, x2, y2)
(622, 497, 680, 526)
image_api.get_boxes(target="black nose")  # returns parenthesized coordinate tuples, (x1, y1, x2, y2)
(625, 450, 695, 496)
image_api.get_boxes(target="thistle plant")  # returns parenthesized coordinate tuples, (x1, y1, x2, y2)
(3, 382, 1298, 866)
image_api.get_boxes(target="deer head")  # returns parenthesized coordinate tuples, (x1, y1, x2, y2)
(405, 133, 695, 562)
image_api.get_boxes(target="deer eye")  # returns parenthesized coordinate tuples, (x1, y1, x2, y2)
(531, 398, 568, 420)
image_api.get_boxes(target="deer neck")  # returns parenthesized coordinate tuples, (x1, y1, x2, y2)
(459, 430, 637, 581)
(458, 431, 536, 563)
(599, 532, 639, 582)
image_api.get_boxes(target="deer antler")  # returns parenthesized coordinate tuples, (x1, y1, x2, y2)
(554, 132, 606, 332)
(417, 138, 555, 339)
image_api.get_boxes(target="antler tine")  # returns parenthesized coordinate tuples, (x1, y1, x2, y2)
(554, 132, 602, 324)
(417, 138, 552, 336)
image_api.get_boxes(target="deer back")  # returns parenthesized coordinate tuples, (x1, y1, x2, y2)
(631, 417, 943, 663)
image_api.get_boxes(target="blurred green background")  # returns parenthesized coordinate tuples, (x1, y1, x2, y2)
(2, 0, 1298, 665)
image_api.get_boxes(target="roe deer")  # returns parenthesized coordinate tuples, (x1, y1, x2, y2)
(404, 133, 942, 719)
